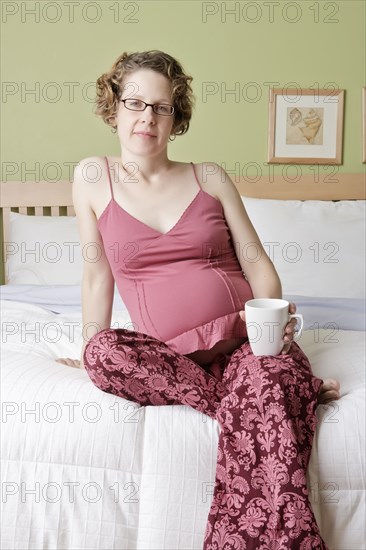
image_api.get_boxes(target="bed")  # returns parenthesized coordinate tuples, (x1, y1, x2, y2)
(1, 173, 365, 550)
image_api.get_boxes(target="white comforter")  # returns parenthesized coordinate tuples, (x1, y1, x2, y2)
(1, 299, 365, 549)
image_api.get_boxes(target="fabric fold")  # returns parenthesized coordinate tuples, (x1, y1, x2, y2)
(165, 311, 248, 355)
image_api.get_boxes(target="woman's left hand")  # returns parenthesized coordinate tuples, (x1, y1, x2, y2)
(238, 301, 298, 355)
(281, 302, 298, 354)
(55, 357, 81, 368)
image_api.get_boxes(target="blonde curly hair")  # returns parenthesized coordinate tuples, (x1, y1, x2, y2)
(94, 50, 195, 137)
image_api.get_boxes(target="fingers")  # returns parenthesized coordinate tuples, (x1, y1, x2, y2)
(239, 310, 246, 322)
(284, 317, 297, 333)
(55, 358, 81, 368)
(281, 314, 297, 354)
(281, 343, 292, 355)
(282, 317, 297, 347)
(281, 303, 299, 353)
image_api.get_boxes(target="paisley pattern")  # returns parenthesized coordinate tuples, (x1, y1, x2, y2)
(84, 328, 327, 549)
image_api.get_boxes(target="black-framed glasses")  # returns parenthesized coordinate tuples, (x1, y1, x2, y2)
(120, 98, 175, 116)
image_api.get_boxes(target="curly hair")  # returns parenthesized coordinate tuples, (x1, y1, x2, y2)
(94, 50, 195, 137)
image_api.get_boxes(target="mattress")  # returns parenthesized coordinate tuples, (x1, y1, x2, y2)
(1, 290, 365, 549)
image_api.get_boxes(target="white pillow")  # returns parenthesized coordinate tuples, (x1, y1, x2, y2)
(242, 198, 366, 299)
(6, 202, 366, 298)
(0, 284, 129, 315)
(6, 212, 82, 284)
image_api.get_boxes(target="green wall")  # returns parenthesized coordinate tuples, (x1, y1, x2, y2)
(1, 0, 365, 181)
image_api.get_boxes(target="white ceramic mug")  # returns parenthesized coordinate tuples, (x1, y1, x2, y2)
(244, 298, 304, 356)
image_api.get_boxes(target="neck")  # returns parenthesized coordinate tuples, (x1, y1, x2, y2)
(119, 148, 172, 182)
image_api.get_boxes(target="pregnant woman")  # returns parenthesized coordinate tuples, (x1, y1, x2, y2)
(57, 50, 340, 549)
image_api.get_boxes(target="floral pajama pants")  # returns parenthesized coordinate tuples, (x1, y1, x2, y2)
(83, 328, 327, 550)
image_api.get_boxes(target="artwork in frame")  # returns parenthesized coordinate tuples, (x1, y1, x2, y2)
(267, 88, 344, 165)
(363, 87, 366, 163)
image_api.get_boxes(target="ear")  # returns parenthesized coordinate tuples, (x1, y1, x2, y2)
(171, 121, 181, 136)
(110, 114, 117, 128)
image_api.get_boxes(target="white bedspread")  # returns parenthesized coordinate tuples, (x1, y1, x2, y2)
(1, 299, 365, 549)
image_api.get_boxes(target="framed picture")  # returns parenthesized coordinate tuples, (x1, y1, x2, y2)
(268, 88, 344, 164)
(363, 87, 366, 163)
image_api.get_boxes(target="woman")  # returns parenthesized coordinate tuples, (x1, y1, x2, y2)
(57, 50, 339, 548)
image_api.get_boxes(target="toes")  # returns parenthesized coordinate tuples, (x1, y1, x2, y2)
(318, 389, 340, 404)
(321, 379, 341, 395)
(320, 391, 339, 403)
(323, 378, 340, 390)
(318, 377, 341, 404)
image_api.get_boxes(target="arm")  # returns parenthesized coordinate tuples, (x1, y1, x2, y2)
(198, 163, 300, 354)
(73, 158, 115, 369)
(199, 165, 340, 398)
(201, 162, 282, 299)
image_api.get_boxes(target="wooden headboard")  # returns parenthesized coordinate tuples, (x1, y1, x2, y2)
(0, 181, 74, 244)
(0, 181, 75, 284)
(1, 173, 365, 284)
(234, 173, 365, 200)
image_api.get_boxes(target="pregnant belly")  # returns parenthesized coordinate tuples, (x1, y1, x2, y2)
(185, 336, 247, 366)
(130, 267, 250, 343)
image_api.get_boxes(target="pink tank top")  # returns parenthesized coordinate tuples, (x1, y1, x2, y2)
(97, 157, 253, 355)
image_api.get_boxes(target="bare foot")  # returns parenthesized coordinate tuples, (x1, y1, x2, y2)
(318, 378, 340, 405)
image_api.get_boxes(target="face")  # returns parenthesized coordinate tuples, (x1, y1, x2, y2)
(115, 68, 175, 158)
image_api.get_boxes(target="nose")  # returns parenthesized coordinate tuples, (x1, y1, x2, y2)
(141, 105, 156, 124)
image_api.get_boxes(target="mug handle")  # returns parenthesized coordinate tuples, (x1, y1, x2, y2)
(289, 313, 304, 341)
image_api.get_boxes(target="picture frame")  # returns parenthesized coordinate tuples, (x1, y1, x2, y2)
(267, 88, 344, 165)
(363, 87, 366, 163)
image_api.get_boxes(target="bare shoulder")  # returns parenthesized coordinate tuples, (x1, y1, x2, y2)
(192, 161, 240, 203)
(72, 156, 110, 213)
(73, 156, 108, 187)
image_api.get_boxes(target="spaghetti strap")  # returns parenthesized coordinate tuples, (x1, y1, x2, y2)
(104, 156, 114, 199)
(190, 162, 202, 190)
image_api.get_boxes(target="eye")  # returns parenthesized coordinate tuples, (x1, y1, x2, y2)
(156, 104, 172, 115)
(130, 99, 144, 108)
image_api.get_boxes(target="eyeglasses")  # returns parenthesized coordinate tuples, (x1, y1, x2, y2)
(120, 98, 175, 116)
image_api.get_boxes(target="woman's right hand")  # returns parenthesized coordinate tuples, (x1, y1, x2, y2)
(55, 357, 82, 369)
